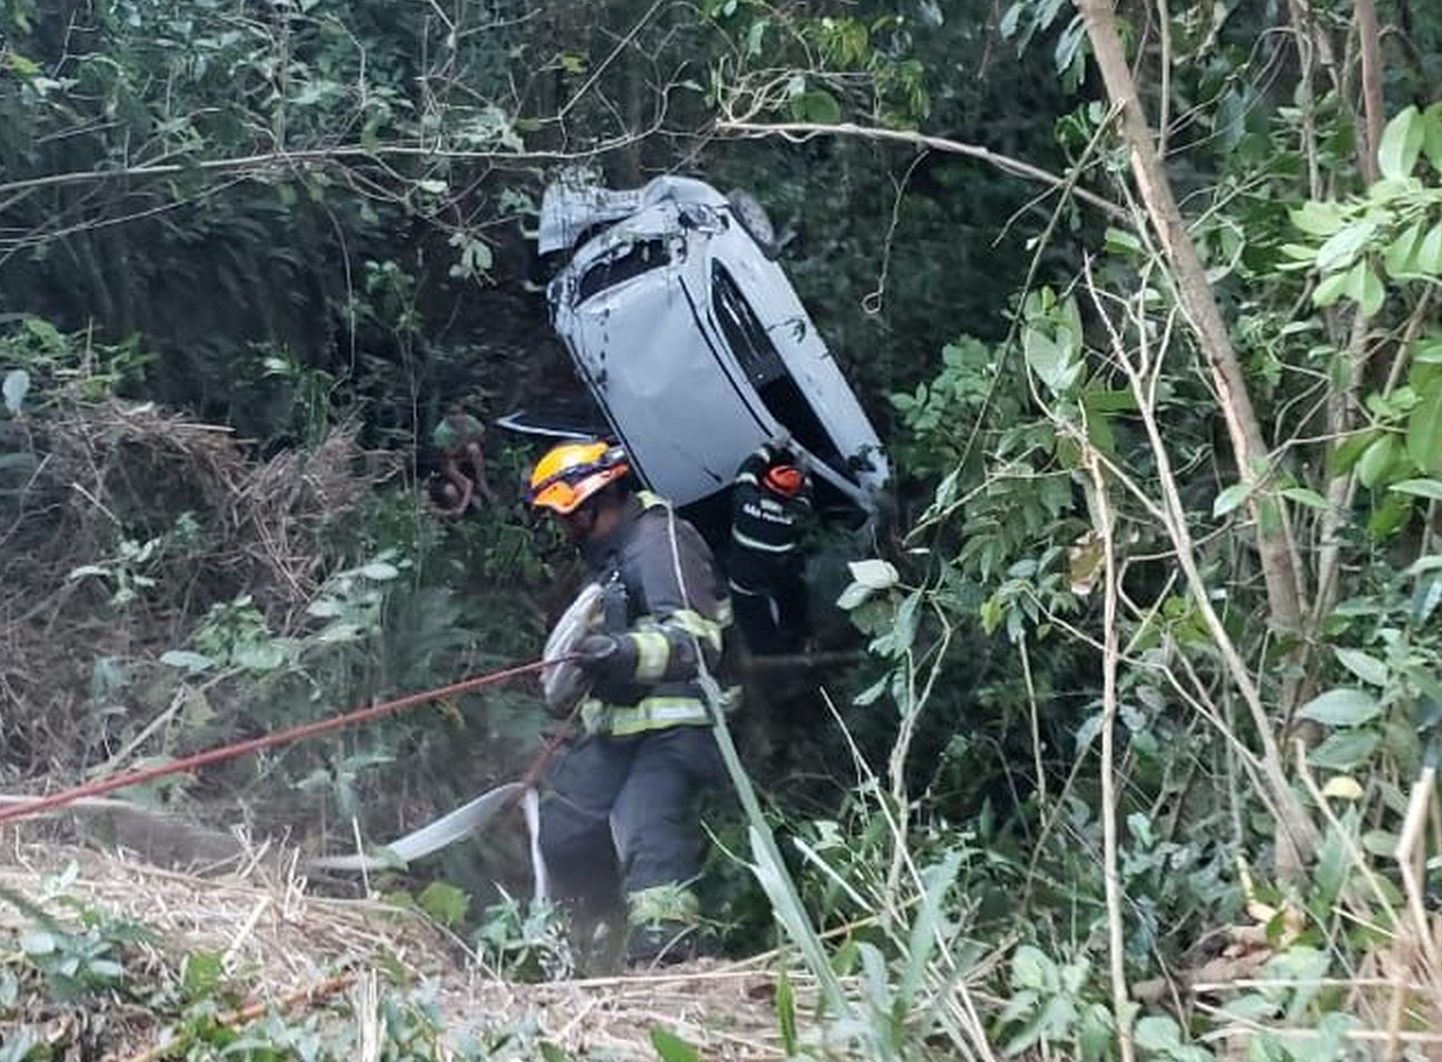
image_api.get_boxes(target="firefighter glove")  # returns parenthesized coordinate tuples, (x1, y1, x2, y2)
(574, 633, 635, 683)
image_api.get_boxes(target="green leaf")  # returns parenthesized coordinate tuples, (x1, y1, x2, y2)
(1104, 227, 1142, 254)
(1329, 431, 1376, 475)
(1358, 263, 1386, 317)
(1415, 337, 1442, 364)
(1011, 944, 1057, 991)
(1291, 200, 1344, 237)
(649, 1027, 701, 1062)
(1311, 268, 1350, 308)
(417, 881, 470, 927)
(848, 559, 899, 590)
(791, 89, 841, 124)
(899, 850, 962, 1008)
(360, 560, 400, 581)
(1298, 688, 1381, 727)
(1362, 829, 1399, 856)
(1309, 730, 1381, 770)
(159, 650, 216, 673)
(1077, 1003, 1115, 1062)
(1390, 478, 1442, 501)
(1406, 384, 1442, 475)
(19, 931, 56, 956)
(1358, 435, 1399, 489)
(86, 958, 124, 981)
(1134, 1015, 1184, 1052)
(1335, 648, 1388, 687)
(182, 950, 224, 999)
(1378, 106, 1425, 180)
(1281, 486, 1328, 510)
(1418, 224, 1442, 275)
(1423, 101, 1442, 172)
(1340, 259, 1371, 309)
(1022, 324, 1080, 394)
(2, 369, 29, 415)
(1370, 492, 1415, 539)
(1213, 481, 1251, 518)
(1314, 221, 1374, 273)
(1385, 223, 1423, 277)
(775, 967, 798, 1056)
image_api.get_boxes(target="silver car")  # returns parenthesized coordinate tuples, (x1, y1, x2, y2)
(511, 175, 888, 517)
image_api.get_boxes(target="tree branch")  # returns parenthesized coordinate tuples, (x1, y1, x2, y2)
(1085, 443, 1136, 1062)
(1355, 0, 1385, 185)
(1083, 259, 1320, 863)
(0, 134, 651, 202)
(714, 118, 1132, 223)
(1074, 0, 1307, 637)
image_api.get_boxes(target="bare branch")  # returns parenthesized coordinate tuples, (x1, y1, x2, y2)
(1084, 441, 1136, 1062)
(715, 118, 1132, 223)
(1075, 0, 1307, 637)
(0, 134, 653, 202)
(1355, 0, 1385, 184)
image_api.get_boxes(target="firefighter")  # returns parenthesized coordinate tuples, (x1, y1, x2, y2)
(527, 439, 731, 967)
(728, 440, 812, 656)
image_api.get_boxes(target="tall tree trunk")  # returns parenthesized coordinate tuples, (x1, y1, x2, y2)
(1074, 0, 1306, 639)
(1355, 0, 1385, 185)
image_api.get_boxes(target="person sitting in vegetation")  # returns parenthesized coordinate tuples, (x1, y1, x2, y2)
(430, 406, 496, 517)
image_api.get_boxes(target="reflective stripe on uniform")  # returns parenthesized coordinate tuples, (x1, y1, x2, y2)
(668, 608, 724, 652)
(582, 687, 741, 735)
(731, 527, 797, 554)
(630, 630, 671, 683)
(608, 696, 711, 735)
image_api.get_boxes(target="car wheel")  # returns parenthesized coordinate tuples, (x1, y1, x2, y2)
(725, 189, 781, 259)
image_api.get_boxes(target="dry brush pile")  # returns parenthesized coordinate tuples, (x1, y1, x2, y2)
(0, 393, 396, 781)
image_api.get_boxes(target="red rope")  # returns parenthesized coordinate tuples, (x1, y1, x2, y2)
(0, 657, 560, 826)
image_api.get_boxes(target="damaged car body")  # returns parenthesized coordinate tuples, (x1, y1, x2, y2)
(506, 175, 889, 520)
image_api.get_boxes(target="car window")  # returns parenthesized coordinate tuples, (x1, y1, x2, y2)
(711, 263, 787, 387)
(576, 238, 670, 303)
(711, 263, 850, 478)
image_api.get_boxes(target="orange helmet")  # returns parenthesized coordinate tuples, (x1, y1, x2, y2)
(764, 463, 805, 498)
(528, 440, 630, 514)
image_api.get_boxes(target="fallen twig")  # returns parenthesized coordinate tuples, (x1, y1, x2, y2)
(112, 974, 353, 1062)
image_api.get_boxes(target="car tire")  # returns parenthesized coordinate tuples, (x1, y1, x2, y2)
(725, 189, 782, 259)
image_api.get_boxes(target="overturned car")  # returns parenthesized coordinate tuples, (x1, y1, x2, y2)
(504, 175, 888, 520)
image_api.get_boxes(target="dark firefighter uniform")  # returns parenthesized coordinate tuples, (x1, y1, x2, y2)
(729, 443, 811, 655)
(528, 441, 731, 965)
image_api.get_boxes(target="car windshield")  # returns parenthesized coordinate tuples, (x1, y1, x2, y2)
(576, 237, 670, 303)
(710, 262, 850, 479)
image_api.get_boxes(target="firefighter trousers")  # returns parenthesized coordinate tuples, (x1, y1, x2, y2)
(538, 725, 725, 928)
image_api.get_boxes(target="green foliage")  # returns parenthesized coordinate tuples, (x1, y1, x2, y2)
(649, 1027, 701, 1062)
(7, 0, 1442, 1056)
(473, 893, 573, 983)
(0, 868, 581, 1060)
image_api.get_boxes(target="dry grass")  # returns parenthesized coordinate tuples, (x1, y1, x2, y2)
(0, 395, 398, 780)
(0, 834, 796, 1059)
